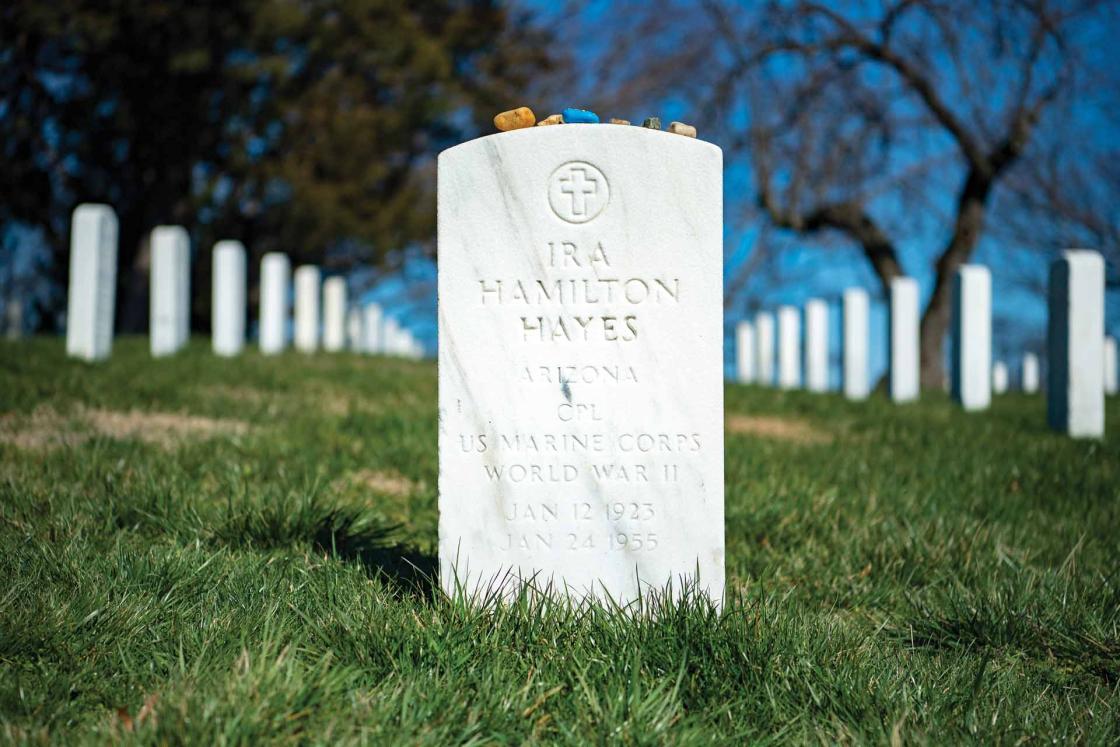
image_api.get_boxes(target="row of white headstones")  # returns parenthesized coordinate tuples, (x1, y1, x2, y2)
(64, 203, 424, 363)
(736, 258, 1117, 438)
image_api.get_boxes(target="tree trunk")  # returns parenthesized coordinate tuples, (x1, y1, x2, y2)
(919, 171, 993, 390)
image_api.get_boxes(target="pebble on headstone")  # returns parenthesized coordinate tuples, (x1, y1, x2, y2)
(992, 361, 1009, 394)
(736, 321, 755, 384)
(1047, 250, 1104, 438)
(293, 265, 321, 353)
(777, 305, 801, 390)
(322, 277, 347, 353)
(65, 204, 119, 362)
(150, 225, 191, 358)
(951, 264, 991, 411)
(642, 117, 661, 129)
(259, 253, 290, 355)
(561, 107, 599, 124)
(211, 240, 246, 357)
(495, 106, 536, 131)
(1104, 336, 1118, 396)
(804, 298, 828, 393)
(1021, 352, 1040, 393)
(889, 276, 920, 403)
(667, 121, 697, 138)
(755, 311, 775, 387)
(537, 114, 564, 126)
(437, 123, 724, 605)
(609, 118, 630, 125)
(842, 288, 870, 400)
(363, 303, 383, 354)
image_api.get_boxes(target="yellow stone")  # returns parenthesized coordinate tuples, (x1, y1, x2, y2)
(536, 113, 563, 126)
(609, 118, 630, 125)
(494, 107, 536, 131)
(668, 121, 697, 138)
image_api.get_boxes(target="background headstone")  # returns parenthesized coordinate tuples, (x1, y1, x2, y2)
(992, 361, 1009, 394)
(1047, 250, 1104, 438)
(347, 307, 365, 352)
(259, 253, 290, 354)
(1105, 336, 1118, 396)
(322, 277, 347, 352)
(777, 305, 800, 390)
(150, 225, 190, 357)
(842, 288, 869, 400)
(364, 304, 384, 354)
(735, 321, 754, 384)
(211, 240, 246, 357)
(293, 265, 321, 353)
(1022, 352, 1040, 393)
(65, 204, 118, 361)
(889, 277, 920, 402)
(804, 299, 828, 393)
(438, 126, 724, 604)
(951, 264, 991, 411)
(754, 312, 775, 387)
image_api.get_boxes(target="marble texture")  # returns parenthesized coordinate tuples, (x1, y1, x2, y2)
(777, 305, 800, 390)
(992, 361, 1009, 394)
(294, 265, 321, 353)
(322, 277, 347, 352)
(65, 204, 118, 361)
(1022, 352, 1040, 393)
(150, 226, 190, 357)
(1105, 336, 1117, 396)
(951, 265, 991, 411)
(259, 253, 290, 354)
(842, 289, 869, 400)
(889, 277, 920, 403)
(754, 312, 775, 387)
(211, 241, 246, 357)
(438, 125, 724, 605)
(1047, 250, 1104, 438)
(804, 299, 828, 393)
(735, 321, 754, 384)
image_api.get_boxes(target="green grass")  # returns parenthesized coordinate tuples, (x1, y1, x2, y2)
(1, 337, 1118, 744)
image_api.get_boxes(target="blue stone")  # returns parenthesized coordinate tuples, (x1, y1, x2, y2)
(562, 108, 599, 124)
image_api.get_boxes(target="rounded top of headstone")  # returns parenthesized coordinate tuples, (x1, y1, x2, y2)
(214, 239, 247, 254)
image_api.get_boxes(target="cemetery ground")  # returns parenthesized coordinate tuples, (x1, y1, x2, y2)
(1, 340, 1118, 744)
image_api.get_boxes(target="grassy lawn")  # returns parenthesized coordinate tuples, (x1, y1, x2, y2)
(1, 337, 1118, 743)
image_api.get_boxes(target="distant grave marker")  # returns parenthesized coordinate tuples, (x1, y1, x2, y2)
(212, 241, 246, 357)
(736, 321, 755, 384)
(992, 361, 1009, 395)
(294, 265, 321, 353)
(889, 277, 920, 402)
(804, 298, 828, 393)
(363, 303, 383, 354)
(777, 305, 800, 390)
(951, 265, 991, 411)
(1048, 250, 1104, 438)
(66, 204, 118, 362)
(1022, 352, 1040, 393)
(754, 312, 775, 387)
(150, 226, 190, 357)
(322, 277, 347, 352)
(259, 253, 290, 354)
(842, 288, 869, 400)
(438, 126, 724, 604)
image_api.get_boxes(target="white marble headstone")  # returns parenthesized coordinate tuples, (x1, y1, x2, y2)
(992, 361, 1009, 394)
(842, 288, 869, 401)
(889, 277, 920, 403)
(951, 265, 991, 411)
(438, 126, 724, 605)
(66, 204, 119, 361)
(1104, 336, 1118, 396)
(804, 299, 828, 393)
(363, 303, 383, 354)
(754, 312, 775, 387)
(1048, 250, 1104, 438)
(1022, 352, 1040, 393)
(259, 253, 290, 354)
(211, 240, 246, 357)
(293, 265, 321, 353)
(735, 321, 755, 384)
(347, 307, 364, 352)
(322, 277, 347, 352)
(777, 305, 801, 390)
(150, 225, 191, 357)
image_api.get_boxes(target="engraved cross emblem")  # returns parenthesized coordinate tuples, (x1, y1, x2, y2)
(549, 161, 610, 224)
(560, 168, 597, 217)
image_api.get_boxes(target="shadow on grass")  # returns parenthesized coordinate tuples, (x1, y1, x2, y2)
(212, 496, 437, 599)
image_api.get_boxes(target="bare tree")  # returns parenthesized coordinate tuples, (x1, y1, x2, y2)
(563, 0, 1115, 388)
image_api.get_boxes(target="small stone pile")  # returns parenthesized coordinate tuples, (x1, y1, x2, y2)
(493, 106, 697, 138)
